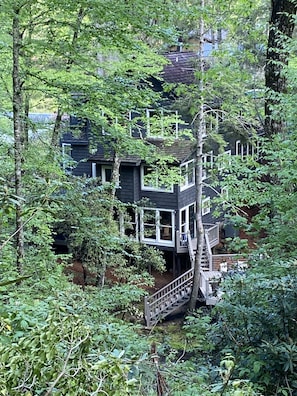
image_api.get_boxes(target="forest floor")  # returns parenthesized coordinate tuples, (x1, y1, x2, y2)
(66, 260, 174, 294)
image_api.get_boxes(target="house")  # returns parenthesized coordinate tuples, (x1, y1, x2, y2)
(61, 50, 253, 326)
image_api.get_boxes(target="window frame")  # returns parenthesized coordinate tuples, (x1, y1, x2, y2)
(146, 108, 179, 139)
(180, 159, 195, 191)
(180, 203, 196, 240)
(217, 150, 231, 171)
(140, 208, 175, 246)
(141, 165, 174, 193)
(202, 197, 211, 216)
(101, 165, 113, 183)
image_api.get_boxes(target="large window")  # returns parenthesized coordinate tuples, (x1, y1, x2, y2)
(141, 208, 174, 246)
(180, 159, 195, 191)
(141, 165, 173, 193)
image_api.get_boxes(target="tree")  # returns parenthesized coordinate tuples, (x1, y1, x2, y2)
(265, 0, 297, 136)
(189, 0, 206, 310)
(0, 0, 181, 272)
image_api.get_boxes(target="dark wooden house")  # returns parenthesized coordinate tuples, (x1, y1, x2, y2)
(61, 51, 254, 326)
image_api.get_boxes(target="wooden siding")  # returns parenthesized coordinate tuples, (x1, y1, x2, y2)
(117, 165, 136, 203)
(177, 184, 196, 208)
(139, 187, 178, 210)
(71, 145, 92, 177)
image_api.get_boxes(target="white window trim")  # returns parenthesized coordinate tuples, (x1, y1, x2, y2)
(119, 208, 139, 241)
(140, 208, 175, 247)
(221, 186, 229, 200)
(217, 150, 231, 171)
(180, 159, 195, 191)
(146, 108, 179, 139)
(180, 203, 196, 239)
(235, 140, 259, 159)
(141, 165, 174, 193)
(202, 197, 211, 216)
(101, 165, 113, 183)
(91, 162, 97, 177)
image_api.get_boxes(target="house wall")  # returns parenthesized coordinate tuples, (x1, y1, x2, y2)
(117, 165, 139, 202)
(139, 188, 178, 210)
(71, 144, 92, 177)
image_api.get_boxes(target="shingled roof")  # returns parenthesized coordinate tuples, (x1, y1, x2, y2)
(161, 52, 198, 84)
(88, 139, 195, 166)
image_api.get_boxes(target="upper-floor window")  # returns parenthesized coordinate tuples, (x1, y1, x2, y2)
(141, 208, 174, 246)
(180, 159, 195, 191)
(217, 150, 231, 171)
(202, 197, 211, 216)
(146, 109, 179, 139)
(141, 165, 173, 193)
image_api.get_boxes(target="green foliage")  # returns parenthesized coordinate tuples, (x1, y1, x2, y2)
(213, 258, 297, 394)
(183, 309, 215, 353)
(0, 285, 147, 395)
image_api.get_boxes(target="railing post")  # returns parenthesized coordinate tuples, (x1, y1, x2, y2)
(144, 296, 151, 328)
(204, 230, 213, 271)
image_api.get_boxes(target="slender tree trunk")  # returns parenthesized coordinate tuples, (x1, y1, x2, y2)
(265, 0, 297, 136)
(12, 9, 25, 274)
(111, 150, 121, 200)
(189, 0, 205, 310)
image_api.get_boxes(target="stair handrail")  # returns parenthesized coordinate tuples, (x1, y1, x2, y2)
(187, 231, 195, 266)
(144, 267, 193, 328)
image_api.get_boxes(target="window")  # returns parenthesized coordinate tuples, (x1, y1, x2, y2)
(221, 186, 229, 200)
(141, 165, 173, 192)
(180, 160, 195, 191)
(146, 109, 179, 139)
(217, 150, 231, 171)
(122, 207, 138, 240)
(202, 197, 211, 216)
(102, 165, 112, 183)
(141, 208, 174, 246)
(91, 162, 97, 177)
(180, 203, 196, 240)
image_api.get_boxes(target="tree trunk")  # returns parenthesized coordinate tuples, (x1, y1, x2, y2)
(12, 9, 25, 274)
(111, 150, 121, 200)
(265, 0, 297, 136)
(189, 0, 205, 310)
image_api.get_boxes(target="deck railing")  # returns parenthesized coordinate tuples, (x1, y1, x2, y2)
(176, 223, 219, 253)
(144, 223, 222, 327)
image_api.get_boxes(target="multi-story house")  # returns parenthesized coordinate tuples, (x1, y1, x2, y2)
(61, 50, 253, 327)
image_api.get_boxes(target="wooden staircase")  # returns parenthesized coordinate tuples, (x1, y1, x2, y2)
(144, 224, 221, 328)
